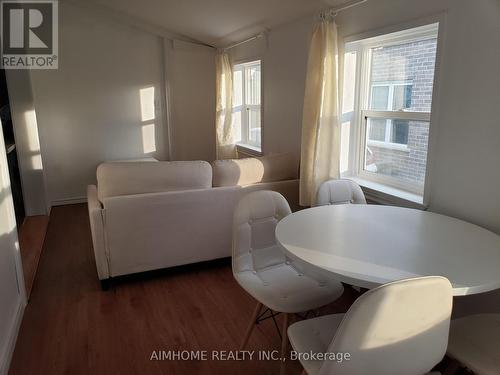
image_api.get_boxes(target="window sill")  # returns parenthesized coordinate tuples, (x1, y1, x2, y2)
(367, 140, 409, 152)
(236, 144, 262, 157)
(349, 177, 426, 210)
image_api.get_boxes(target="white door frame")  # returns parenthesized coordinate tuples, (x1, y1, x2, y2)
(0, 120, 27, 375)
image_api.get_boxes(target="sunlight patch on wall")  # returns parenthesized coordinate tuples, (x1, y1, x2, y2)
(141, 124, 156, 153)
(140, 87, 155, 122)
(139, 86, 157, 154)
(24, 110, 44, 170)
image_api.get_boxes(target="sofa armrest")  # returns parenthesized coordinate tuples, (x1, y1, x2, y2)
(87, 185, 109, 280)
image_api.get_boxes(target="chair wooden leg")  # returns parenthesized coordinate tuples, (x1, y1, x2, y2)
(240, 302, 263, 350)
(280, 313, 289, 375)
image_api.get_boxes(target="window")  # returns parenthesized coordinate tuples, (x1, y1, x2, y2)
(232, 60, 262, 152)
(341, 23, 439, 197)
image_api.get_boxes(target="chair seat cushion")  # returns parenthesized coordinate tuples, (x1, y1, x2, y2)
(448, 314, 500, 375)
(234, 263, 344, 313)
(288, 314, 345, 375)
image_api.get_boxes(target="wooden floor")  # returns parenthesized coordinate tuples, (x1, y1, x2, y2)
(18, 215, 49, 297)
(9, 204, 359, 375)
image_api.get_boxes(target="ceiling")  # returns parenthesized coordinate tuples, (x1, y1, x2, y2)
(82, 0, 350, 47)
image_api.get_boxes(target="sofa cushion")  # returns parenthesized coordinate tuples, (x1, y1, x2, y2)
(212, 153, 298, 187)
(97, 161, 212, 202)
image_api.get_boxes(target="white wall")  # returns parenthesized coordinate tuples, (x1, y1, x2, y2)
(5, 70, 48, 215)
(424, 0, 500, 234)
(232, 0, 500, 314)
(166, 40, 216, 161)
(30, 1, 168, 205)
(0, 122, 25, 375)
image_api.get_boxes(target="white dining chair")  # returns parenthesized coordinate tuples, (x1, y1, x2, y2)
(446, 314, 500, 375)
(315, 179, 366, 206)
(288, 276, 453, 375)
(232, 190, 344, 374)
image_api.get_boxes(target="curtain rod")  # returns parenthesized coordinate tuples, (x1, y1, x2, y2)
(322, 0, 367, 17)
(222, 0, 367, 51)
(223, 32, 266, 52)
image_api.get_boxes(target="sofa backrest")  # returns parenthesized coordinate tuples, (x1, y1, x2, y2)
(97, 161, 212, 202)
(211, 153, 298, 187)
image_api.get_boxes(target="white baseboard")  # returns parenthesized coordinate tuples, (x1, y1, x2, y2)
(51, 196, 87, 206)
(0, 297, 26, 375)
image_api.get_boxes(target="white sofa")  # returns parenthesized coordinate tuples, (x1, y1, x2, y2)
(87, 153, 299, 288)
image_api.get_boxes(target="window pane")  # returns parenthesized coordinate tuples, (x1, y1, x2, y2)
(392, 85, 412, 110)
(248, 108, 261, 145)
(364, 118, 429, 185)
(245, 64, 261, 105)
(370, 86, 389, 110)
(233, 69, 243, 107)
(370, 37, 437, 112)
(367, 119, 386, 141)
(233, 61, 262, 149)
(340, 51, 357, 174)
(391, 120, 409, 144)
(232, 110, 242, 143)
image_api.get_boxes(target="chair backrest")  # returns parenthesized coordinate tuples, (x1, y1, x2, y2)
(232, 190, 291, 274)
(315, 179, 366, 206)
(320, 276, 453, 375)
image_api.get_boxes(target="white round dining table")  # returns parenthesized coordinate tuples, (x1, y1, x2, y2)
(275, 204, 500, 296)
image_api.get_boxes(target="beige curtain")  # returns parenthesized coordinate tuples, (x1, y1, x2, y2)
(299, 18, 340, 206)
(215, 53, 237, 160)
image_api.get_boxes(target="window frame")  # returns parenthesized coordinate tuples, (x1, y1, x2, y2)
(343, 22, 440, 198)
(361, 110, 431, 193)
(368, 81, 413, 149)
(232, 59, 263, 154)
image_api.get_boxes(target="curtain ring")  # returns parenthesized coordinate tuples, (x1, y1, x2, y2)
(319, 9, 337, 21)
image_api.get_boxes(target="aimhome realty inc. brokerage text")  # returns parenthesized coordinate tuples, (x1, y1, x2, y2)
(150, 350, 352, 363)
